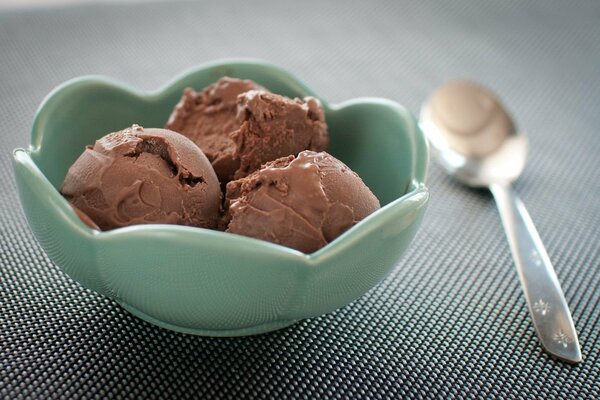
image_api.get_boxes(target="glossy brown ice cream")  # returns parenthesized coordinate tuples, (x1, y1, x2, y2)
(60, 125, 221, 230)
(165, 77, 266, 183)
(166, 77, 329, 183)
(70, 204, 100, 230)
(231, 90, 329, 179)
(224, 151, 380, 253)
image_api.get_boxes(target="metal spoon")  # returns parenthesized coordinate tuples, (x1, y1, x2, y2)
(419, 81, 582, 363)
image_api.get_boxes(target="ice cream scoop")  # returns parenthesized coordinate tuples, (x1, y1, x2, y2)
(166, 78, 330, 184)
(70, 204, 100, 230)
(60, 125, 221, 230)
(231, 90, 329, 179)
(165, 77, 267, 183)
(224, 151, 380, 253)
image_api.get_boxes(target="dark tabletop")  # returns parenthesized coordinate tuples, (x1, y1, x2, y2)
(1, 1, 599, 398)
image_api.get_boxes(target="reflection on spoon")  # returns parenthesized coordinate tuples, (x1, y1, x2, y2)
(428, 81, 514, 158)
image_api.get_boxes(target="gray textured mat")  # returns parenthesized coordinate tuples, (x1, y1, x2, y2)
(1, 1, 599, 398)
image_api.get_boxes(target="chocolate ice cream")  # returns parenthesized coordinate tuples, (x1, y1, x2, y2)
(224, 151, 380, 253)
(70, 204, 100, 230)
(166, 77, 329, 183)
(61, 125, 221, 230)
(231, 90, 329, 179)
(165, 77, 266, 183)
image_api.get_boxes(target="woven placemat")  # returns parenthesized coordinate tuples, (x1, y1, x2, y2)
(1, 1, 599, 398)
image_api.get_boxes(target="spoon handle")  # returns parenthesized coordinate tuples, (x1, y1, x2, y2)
(489, 182, 582, 363)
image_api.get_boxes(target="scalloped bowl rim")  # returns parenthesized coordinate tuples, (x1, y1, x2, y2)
(17, 59, 429, 263)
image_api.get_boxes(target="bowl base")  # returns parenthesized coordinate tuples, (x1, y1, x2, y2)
(117, 300, 299, 337)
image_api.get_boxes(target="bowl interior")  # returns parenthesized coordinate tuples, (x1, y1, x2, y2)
(29, 61, 420, 207)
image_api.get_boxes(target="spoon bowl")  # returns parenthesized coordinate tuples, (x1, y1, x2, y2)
(420, 81, 527, 187)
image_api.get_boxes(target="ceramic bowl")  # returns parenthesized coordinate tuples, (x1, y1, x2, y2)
(12, 60, 429, 336)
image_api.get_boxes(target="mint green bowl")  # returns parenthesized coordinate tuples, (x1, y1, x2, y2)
(12, 60, 429, 336)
